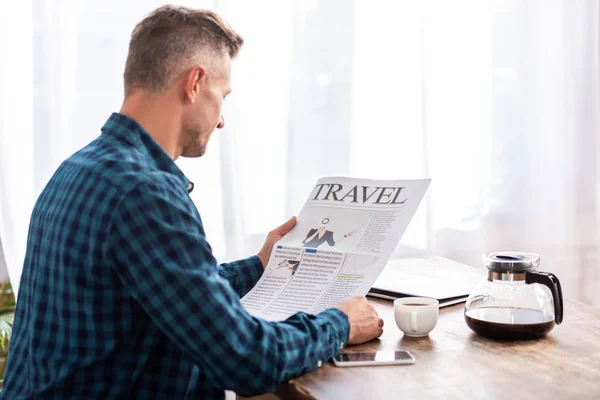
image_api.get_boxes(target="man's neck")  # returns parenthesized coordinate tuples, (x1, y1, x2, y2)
(120, 90, 182, 160)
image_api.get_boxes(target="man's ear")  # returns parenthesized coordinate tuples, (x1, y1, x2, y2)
(184, 65, 207, 104)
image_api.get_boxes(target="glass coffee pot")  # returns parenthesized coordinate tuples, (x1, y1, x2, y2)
(465, 252, 563, 340)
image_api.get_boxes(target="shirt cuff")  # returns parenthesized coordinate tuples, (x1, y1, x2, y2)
(240, 255, 264, 284)
(314, 308, 351, 353)
(218, 255, 264, 297)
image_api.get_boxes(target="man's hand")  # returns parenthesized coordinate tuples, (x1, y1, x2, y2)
(257, 217, 297, 269)
(336, 296, 384, 345)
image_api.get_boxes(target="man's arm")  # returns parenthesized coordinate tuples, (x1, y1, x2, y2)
(218, 257, 263, 297)
(325, 231, 335, 246)
(106, 180, 350, 397)
(218, 216, 297, 297)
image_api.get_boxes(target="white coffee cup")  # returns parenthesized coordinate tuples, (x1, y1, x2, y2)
(394, 297, 439, 337)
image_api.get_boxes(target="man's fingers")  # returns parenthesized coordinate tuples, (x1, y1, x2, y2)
(274, 216, 297, 235)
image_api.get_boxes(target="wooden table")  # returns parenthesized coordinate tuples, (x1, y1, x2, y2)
(275, 298, 600, 400)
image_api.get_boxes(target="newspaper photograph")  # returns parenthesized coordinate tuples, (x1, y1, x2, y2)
(240, 177, 431, 321)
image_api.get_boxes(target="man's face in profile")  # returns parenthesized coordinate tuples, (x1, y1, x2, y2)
(181, 53, 232, 158)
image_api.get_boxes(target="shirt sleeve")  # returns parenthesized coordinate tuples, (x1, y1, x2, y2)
(106, 180, 350, 397)
(327, 231, 336, 246)
(218, 256, 264, 298)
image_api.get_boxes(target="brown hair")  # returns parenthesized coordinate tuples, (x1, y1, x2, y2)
(123, 5, 243, 95)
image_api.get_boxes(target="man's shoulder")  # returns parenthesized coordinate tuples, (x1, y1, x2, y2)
(62, 137, 177, 195)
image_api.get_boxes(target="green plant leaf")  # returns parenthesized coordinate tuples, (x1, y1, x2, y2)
(0, 307, 14, 316)
(0, 318, 12, 356)
(0, 281, 15, 311)
(0, 313, 13, 326)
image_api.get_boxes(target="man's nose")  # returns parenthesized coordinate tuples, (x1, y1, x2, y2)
(217, 116, 225, 129)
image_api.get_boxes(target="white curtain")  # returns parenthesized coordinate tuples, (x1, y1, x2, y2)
(0, 1, 34, 296)
(0, 0, 598, 305)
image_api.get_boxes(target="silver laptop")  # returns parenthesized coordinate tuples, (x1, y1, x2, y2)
(368, 256, 486, 308)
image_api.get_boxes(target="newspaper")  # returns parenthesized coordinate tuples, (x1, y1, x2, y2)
(240, 177, 431, 321)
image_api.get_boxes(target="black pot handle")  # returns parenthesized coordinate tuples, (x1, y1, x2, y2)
(525, 271, 564, 324)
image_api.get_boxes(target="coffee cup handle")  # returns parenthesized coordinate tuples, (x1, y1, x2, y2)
(525, 271, 564, 324)
(410, 312, 418, 332)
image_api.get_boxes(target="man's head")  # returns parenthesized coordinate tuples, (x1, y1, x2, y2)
(123, 5, 243, 157)
(319, 217, 330, 233)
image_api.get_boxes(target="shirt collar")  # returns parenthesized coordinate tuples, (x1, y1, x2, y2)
(101, 112, 194, 194)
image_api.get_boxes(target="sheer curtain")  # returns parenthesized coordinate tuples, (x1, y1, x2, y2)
(0, 0, 598, 305)
(0, 1, 34, 294)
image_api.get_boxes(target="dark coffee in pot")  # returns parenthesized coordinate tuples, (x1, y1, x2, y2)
(465, 307, 555, 340)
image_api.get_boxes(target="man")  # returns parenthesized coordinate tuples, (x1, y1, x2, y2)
(1, 5, 383, 399)
(302, 217, 354, 248)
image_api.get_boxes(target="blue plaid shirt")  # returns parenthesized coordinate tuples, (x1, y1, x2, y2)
(1, 113, 350, 399)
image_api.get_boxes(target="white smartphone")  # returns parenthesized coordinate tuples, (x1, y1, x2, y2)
(332, 351, 416, 367)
